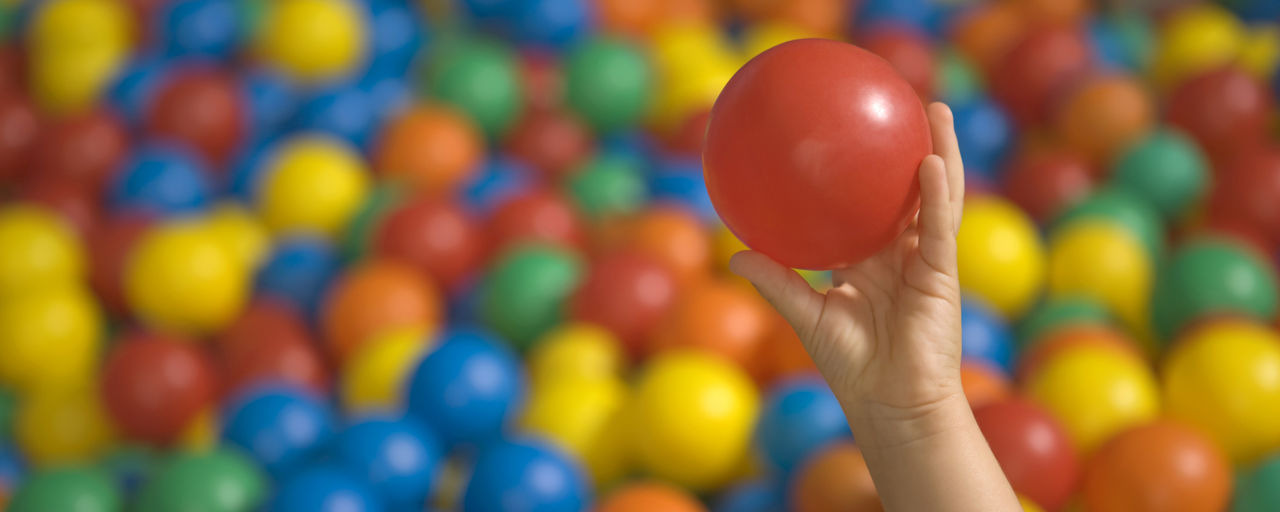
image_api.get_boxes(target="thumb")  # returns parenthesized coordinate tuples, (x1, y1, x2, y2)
(729, 251, 823, 338)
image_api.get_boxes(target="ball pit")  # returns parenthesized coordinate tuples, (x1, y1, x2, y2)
(0, 0, 1278, 509)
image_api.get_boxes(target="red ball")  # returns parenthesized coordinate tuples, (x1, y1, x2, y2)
(30, 107, 130, 193)
(1167, 67, 1272, 159)
(1001, 148, 1096, 223)
(860, 27, 937, 101)
(88, 213, 153, 316)
(17, 175, 101, 236)
(505, 107, 595, 180)
(374, 196, 489, 291)
(974, 398, 1080, 511)
(145, 68, 246, 167)
(569, 250, 678, 356)
(0, 45, 24, 94)
(704, 39, 931, 269)
(489, 188, 586, 253)
(1207, 144, 1280, 248)
(101, 331, 219, 445)
(217, 299, 331, 396)
(0, 91, 40, 183)
(990, 27, 1094, 127)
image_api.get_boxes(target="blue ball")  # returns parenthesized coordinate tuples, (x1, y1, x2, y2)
(109, 144, 211, 217)
(1229, 0, 1280, 22)
(854, 0, 943, 37)
(332, 416, 443, 509)
(158, 0, 242, 59)
(365, 0, 425, 81)
(460, 156, 534, 215)
(461, 438, 589, 512)
(222, 385, 336, 478)
(0, 444, 23, 490)
(649, 158, 716, 224)
(459, 0, 518, 21)
(406, 329, 526, 447)
(754, 377, 850, 473)
(271, 464, 383, 512)
(512, 0, 593, 49)
(243, 71, 297, 139)
(713, 479, 784, 512)
(951, 98, 1015, 180)
(360, 76, 414, 125)
(225, 134, 279, 201)
(600, 131, 654, 167)
(960, 297, 1015, 374)
(108, 56, 170, 127)
(293, 83, 377, 150)
(256, 236, 341, 317)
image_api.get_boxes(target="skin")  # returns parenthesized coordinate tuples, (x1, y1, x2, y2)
(730, 103, 1021, 512)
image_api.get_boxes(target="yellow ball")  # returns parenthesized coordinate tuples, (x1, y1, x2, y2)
(15, 386, 115, 467)
(1026, 344, 1159, 454)
(957, 197, 1046, 318)
(1162, 319, 1280, 465)
(0, 204, 84, 296)
(521, 376, 629, 487)
(257, 0, 367, 83)
(712, 223, 749, 271)
(1047, 221, 1152, 341)
(27, 0, 132, 114)
(1241, 24, 1280, 80)
(125, 220, 249, 336)
(527, 323, 625, 387)
(1152, 3, 1246, 87)
(648, 24, 738, 132)
(1020, 494, 1046, 512)
(200, 203, 270, 272)
(628, 350, 759, 491)
(0, 284, 101, 394)
(341, 327, 431, 413)
(258, 135, 370, 239)
(741, 22, 820, 61)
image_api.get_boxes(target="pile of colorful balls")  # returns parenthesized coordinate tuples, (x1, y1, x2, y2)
(1, 0, 1280, 510)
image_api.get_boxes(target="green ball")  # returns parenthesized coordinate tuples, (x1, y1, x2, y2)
(1016, 296, 1114, 350)
(0, 387, 13, 440)
(425, 37, 524, 139)
(1054, 187, 1165, 259)
(481, 245, 584, 348)
(936, 48, 983, 105)
(1234, 455, 1280, 512)
(1112, 128, 1208, 221)
(1151, 238, 1279, 344)
(8, 466, 121, 512)
(134, 447, 266, 512)
(567, 155, 648, 221)
(565, 37, 653, 133)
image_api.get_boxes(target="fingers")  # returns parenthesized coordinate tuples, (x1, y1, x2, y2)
(927, 102, 965, 232)
(916, 155, 958, 277)
(729, 251, 824, 337)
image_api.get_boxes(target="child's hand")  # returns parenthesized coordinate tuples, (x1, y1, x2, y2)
(730, 102, 966, 428)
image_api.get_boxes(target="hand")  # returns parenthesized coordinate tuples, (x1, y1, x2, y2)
(730, 102, 967, 425)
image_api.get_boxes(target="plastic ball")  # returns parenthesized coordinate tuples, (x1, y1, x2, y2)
(1054, 74, 1154, 162)
(242, 71, 297, 136)
(255, 236, 340, 316)
(960, 362, 1011, 409)
(158, 0, 241, 58)
(1163, 319, 1280, 465)
(16, 174, 100, 237)
(1152, 3, 1246, 87)
(425, 37, 524, 139)
(1088, 11, 1154, 73)
(1208, 144, 1280, 247)
(511, 0, 593, 48)
(973, 399, 1079, 511)
(0, 284, 101, 393)
(0, 203, 84, 295)
(323, 258, 441, 363)
(629, 350, 759, 491)
(86, 213, 150, 315)
(1234, 455, 1280, 512)
(505, 107, 594, 180)
(1166, 66, 1272, 158)
(1054, 188, 1164, 261)
(340, 328, 431, 413)
(292, 82, 377, 149)
(1081, 421, 1230, 512)
(569, 251, 676, 357)
(256, 0, 366, 82)
(1025, 344, 1159, 454)
(333, 417, 443, 508)
(109, 144, 211, 217)
(407, 330, 527, 447)
(272, 464, 383, 512)
(596, 0, 659, 36)
(201, 202, 269, 270)
(480, 245, 583, 347)
(990, 27, 1093, 126)
(147, 68, 246, 166)
(956, 197, 1046, 318)
(1017, 325, 1142, 383)
(647, 24, 737, 133)
(217, 299, 331, 396)
(222, 385, 335, 477)
(364, 0, 424, 78)
(935, 48, 982, 106)
(651, 279, 772, 373)
(490, 188, 587, 252)
(755, 377, 850, 473)
(790, 441, 881, 512)
(527, 323, 625, 387)
(958, 297, 1015, 373)
(101, 331, 218, 445)
(376, 104, 484, 194)
(614, 208, 711, 285)
(133, 447, 267, 512)
(1001, 148, 1095, 223)
(1111, 128, 1209, 221)
(713, 479, 784, 512)
(106, 55, 167, 127)
(1046, 221, 1152, 338)
(462, 438, 590, 512)
(648, 158, 717, 223)
(520, 374, 628, 485)
(566, 37, 652, 133)
(26, 0, 133, 114)
(598, 482, 706, 512)
(0, 92, 40, 183)
(860, 26, 936, 100)
(257, 135, 370, 239)
(1016, 296, 1113, 349)
(373, 196, 487, 291)
(6, 466, 120, 512)
(1150, 239, 1278, 344)
(567, 154, 647, 222)
(704, 39, 929, 270)
(461, 156, 534, 215)
(15, 386, 115, 466)
(951, 2, 1025, 74)
(125, 219, 248, 335)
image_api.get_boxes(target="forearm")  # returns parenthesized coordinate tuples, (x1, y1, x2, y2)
(843, 394, 1022, 512)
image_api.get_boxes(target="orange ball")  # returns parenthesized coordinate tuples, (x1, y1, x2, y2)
(1016, 325, 1142, 383)
(651, 279, 772, 369)
(1082, 421, 1232, 512)
(754, 313, 819, 385)
(598, 0, 662, 36)
(792, 441, 883, 512)
(1055, 75, 1154, 162)
(961, 362, 1012, 409)
(661, 0, 718, 24)
(616, 208, 711, 286)
(597, 482, 707, 512)
(952, 3, 1026, 74)
(770, 0, 848, 38)
(375, 104, 483, 194)
(321, 259, 441, 363)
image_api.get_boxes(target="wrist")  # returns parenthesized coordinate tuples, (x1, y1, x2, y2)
(843, 392, 973, 450)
